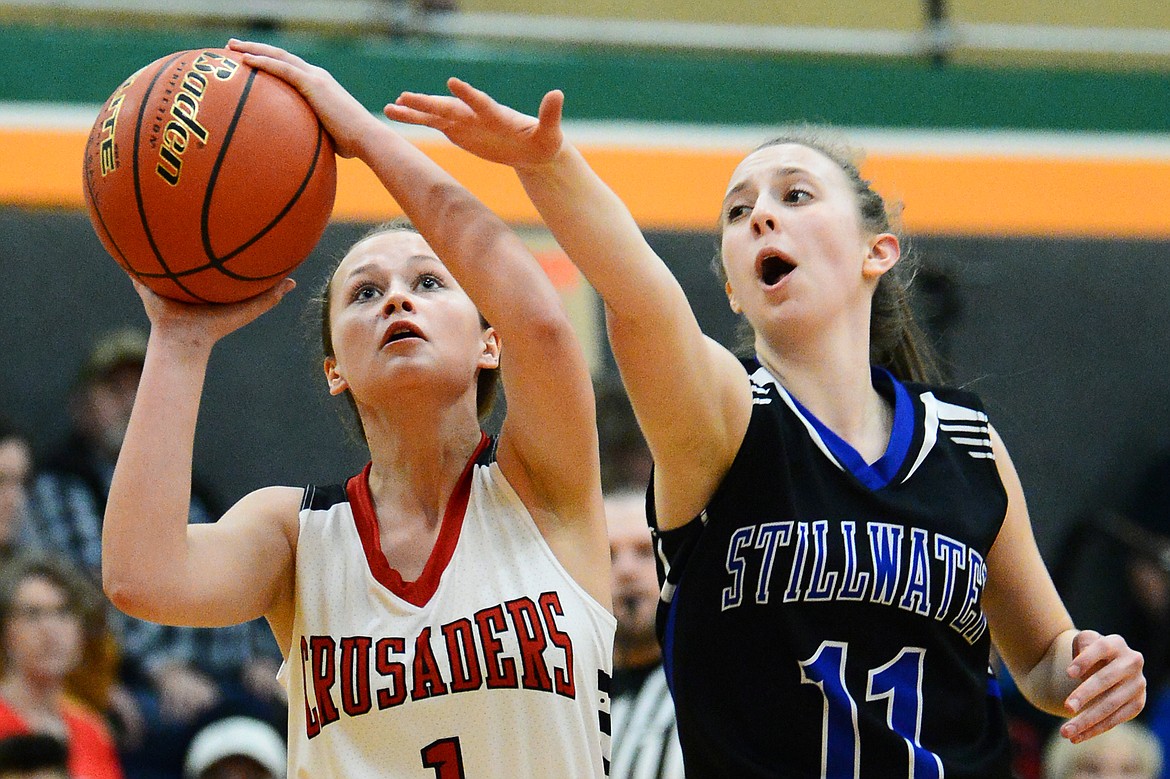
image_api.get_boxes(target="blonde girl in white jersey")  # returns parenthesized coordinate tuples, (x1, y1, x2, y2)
(102, 41, 614, 778)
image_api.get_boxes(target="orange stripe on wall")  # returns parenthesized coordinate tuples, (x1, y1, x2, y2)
(2, 129, 89, 206)
(4, 127, 1170, 238)
(866, 155, 1170, 239)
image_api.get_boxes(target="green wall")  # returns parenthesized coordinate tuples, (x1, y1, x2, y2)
(3, 21, 1169, 132)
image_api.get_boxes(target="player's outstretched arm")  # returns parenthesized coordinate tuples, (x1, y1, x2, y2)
(229, 41, 610, 598)
(388, 79, 751, 529)
(982, 427, 1146, 741)
(103, 281, 299, 631)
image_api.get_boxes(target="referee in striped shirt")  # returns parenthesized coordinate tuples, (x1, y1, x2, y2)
(607, 490, 684, 779)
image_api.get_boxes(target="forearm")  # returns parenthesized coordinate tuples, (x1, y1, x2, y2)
(515, 144, 690, 322)
(1012, 628, 1077, 716)
(355, 125, 560, 330)
(103, 332, 212, 614)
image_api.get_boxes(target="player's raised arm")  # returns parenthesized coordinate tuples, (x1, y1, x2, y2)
(103, 281, 299, 630)
(228, 40, 608, 596)
(387, 81, 752, 528)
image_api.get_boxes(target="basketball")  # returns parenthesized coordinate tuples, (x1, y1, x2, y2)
(81, 47, 337, 303)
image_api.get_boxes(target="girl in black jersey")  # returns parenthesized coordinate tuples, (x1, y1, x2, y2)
(385, 83, 1148, 777)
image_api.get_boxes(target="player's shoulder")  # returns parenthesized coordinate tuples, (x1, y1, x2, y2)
(214, 486, 306, 543)
(902, 381, 992, 420)
(298, 462, 378, 514)
(299, 482, 349, 513)
(234, 484, 309, 512)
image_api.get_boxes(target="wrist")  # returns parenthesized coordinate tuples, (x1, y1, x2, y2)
(147, 328, 216, 365)
(514, 141, 572, 175)
(353, 120, 402, 162)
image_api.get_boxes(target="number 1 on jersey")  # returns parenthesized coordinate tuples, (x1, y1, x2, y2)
(799, 641, 942, 779)
(421, 737, 466, 779)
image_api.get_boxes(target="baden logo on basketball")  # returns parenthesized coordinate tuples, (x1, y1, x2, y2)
(156, 52, 239, 186)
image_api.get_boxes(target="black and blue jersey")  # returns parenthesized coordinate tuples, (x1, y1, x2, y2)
(651, 358, 1012, 778)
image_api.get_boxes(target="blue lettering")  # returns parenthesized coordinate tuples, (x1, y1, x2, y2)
(784, 522, 811, 602)
(755, 522, 792, 604)
(950, 549, 988, 644)
(722, 526, 755, 610)
(898, 528, 932, 616)
(838, 521, 870, 601)
(868, 523, 904, 605)
(933, 535, 967, 621)
(806, 521, 839, 602)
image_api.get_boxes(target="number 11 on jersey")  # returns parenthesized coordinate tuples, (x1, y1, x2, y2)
(799, 641, 943, 778)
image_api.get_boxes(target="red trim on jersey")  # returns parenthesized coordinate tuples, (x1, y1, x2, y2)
(346, 433, 490, 607)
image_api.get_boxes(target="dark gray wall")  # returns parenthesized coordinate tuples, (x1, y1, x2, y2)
(4, 206, 1170, 626)
(2, 207, 372, 504)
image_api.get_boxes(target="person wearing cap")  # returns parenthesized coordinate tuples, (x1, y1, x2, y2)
(183, 717, 286, 779)
(28, 328, 189, 578)
(27, 329, 286, 779)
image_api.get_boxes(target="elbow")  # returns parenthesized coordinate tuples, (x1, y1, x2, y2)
(102, 566, 159, 621)
(102, 572, 140, 616)
(524, 306, 579, 348)
(528, 311, 572, 345)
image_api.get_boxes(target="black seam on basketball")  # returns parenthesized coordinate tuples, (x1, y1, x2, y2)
(200, 73, 324, 281)
(211, 117, 326, 277)
(199, 67, 257, 279)
(84, 168, 137, 278)
(85, 60, 169, 286)
(132, 51, 213, 304)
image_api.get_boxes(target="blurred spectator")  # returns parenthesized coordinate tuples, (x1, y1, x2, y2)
(596, 383, 652, 495)
(1121, 451, 1170, 772)
(0, 555, 123, 779)
(0, 416, 35, 565)
(606, 490, 683, 779)
(1042, 720, 1163, 779)
(26, 329, 285, 779)
(183, 717, 285, 779)
(1121, 452, 1170, 696)
(0, 733, 69, 779)
(1053, 447, 1170, 775)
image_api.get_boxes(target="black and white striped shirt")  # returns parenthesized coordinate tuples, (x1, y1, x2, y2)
(611, 663, 683, 779)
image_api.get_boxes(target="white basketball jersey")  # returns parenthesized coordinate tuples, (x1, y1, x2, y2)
(281, 438, 616, 778)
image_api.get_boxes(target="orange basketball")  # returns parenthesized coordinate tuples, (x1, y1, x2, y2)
(82, 47, 337, 303)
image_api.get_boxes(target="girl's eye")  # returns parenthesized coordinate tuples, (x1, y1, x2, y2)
(418, 274, 444, 290)
(352, 284, 380, 302)
(784, 187, 812, 204)
(727, 204, 751, 222)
